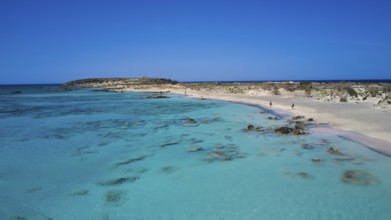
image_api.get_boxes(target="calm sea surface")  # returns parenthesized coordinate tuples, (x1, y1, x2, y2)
(0, 85, 390, 220)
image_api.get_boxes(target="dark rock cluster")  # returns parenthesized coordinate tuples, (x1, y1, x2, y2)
(275, 126, 306, 135)
(246, 124, 264, 132)
(204, 144, 245, 162)
(146, 95, 170, 99)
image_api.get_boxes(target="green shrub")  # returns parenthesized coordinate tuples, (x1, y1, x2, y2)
(345, 87, 358, 97)
(368, 87, 379, 97)
(273, 86, 280, 95)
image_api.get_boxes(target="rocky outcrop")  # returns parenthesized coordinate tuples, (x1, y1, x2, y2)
(146, 95, 170, 99)
(245, 124, 264, 132)
(275, 126, 306, 135)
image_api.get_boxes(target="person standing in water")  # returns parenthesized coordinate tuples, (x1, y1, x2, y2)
(269, 101, 272, 107)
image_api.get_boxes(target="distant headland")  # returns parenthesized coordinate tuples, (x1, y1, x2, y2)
(64, 77, 178, 87)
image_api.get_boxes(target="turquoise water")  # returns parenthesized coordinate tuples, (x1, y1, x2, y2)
(1, 85, 391, 220)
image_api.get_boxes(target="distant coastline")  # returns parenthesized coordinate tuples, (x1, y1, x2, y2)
(2, 78, 391, 86)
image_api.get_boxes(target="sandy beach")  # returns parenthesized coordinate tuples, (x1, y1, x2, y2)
(183, 90, 391, 156)
(64, 78, 391, 156)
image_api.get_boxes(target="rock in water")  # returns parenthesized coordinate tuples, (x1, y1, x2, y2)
(341, 170, 378, 185)
(275, 127, 293, 134)
(98, 176, 139, 186)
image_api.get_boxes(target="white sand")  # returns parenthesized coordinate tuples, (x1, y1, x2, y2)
(120, 86, 391, 156)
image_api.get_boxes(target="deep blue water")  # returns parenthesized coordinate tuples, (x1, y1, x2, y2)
(1, 85, 391, 220)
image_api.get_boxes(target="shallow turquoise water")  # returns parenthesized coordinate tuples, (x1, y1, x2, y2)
(1, 85, 391, 220)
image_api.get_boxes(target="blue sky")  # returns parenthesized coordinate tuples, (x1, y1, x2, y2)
(1, 0, 390, 84)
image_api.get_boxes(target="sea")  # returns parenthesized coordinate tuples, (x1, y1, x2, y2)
(0, 84, 391, 220)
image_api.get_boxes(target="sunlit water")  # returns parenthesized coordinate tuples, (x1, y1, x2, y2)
(0, 85, 390, 220)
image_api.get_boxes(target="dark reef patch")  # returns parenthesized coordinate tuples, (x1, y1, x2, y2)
(98, 176, 139, 186)
(115, 156, 146, 166)
(105, 190, 127, 206)
(283, 171, 314, 179)
(25, 187, 42, 193)
(341, 170, 378, 185)
(68, 189, 89, 196)
(160, 166, 179, 173)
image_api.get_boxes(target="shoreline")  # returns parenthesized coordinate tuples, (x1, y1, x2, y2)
(62, 78, 391, 156)
(119, 87, 391, 156)
(184, 90, 391, 157)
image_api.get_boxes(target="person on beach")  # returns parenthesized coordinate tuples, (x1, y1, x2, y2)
(292, 103, 295, 109)
(269, 101, 272, 107)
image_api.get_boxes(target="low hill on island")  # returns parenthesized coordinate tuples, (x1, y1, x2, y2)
(64, 77, 178, 88)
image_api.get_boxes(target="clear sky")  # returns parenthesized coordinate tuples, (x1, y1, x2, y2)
(1, 0, 390, 84)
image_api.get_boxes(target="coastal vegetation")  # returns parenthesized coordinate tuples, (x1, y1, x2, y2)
(63, 78, 391, 107)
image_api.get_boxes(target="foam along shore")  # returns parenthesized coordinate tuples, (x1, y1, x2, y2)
(63, 79, 391, 156)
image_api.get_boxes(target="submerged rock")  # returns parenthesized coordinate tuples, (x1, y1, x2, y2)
(301, 143, 314, 150)
(283, 171, 314, 179)
(146, 95, 170, 99)
(327, 147, 340, 154)
(160, 140, 180, 147)
(187, 146, 203, 152)
(25, 187, 42, 193)
(189, 138, 204, 144)
(205, 144, 245, 162)
(98, 176, 139, 186)
(184, 117, 197, 124)
(311, 158, 323, 163)
(275, 127, 293, 134)
(293, 128, 306, 135)
(224, 135, 233, 141)
(68, 189, 89, 196)
(105, 190, 127, 206)
(294, 121, 305, 130)
(275, 126, 306, 135)
(179, 117, 199, 127)
(297, 172, 314, 179)
(9, 214, 53, 220)
(115, 156, 145, 166)
(160, 166, 178, 173)
(341, 170, 378, 185)
(246, 124, 263, 132)
(292, 115, 305, 120)
(209, 150, 231, 160)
